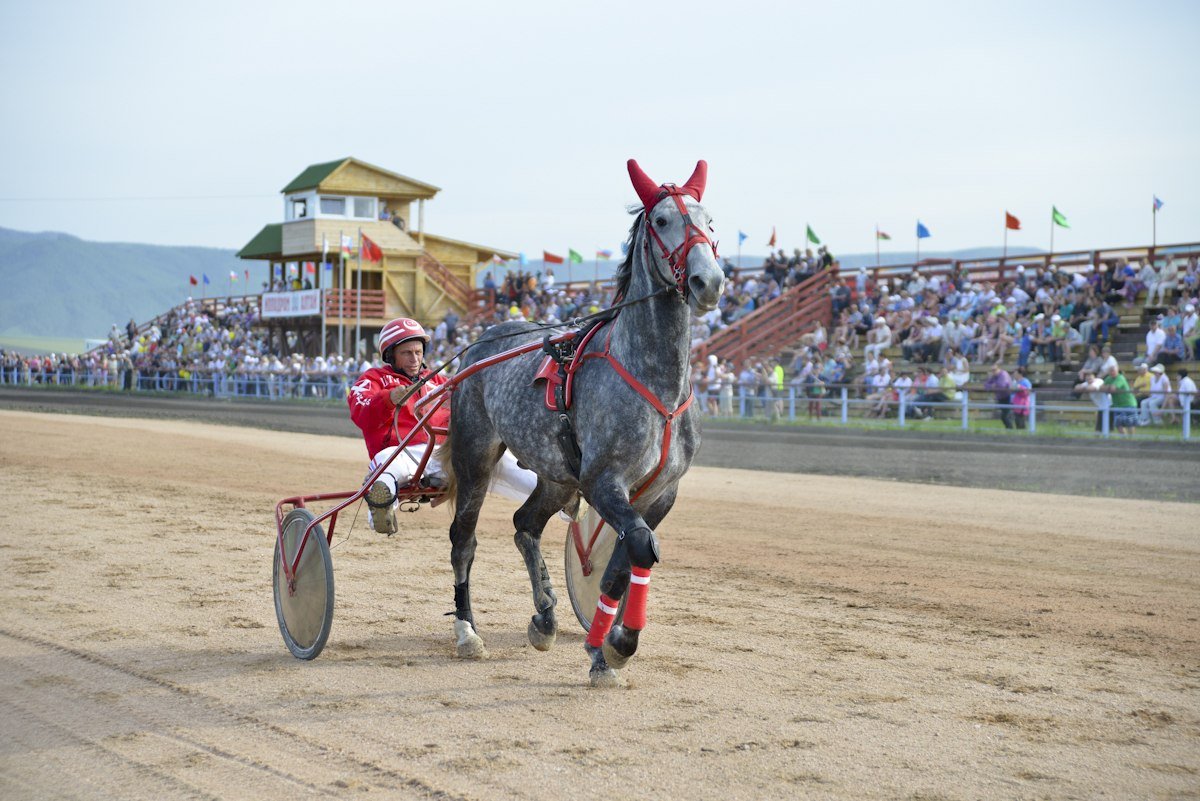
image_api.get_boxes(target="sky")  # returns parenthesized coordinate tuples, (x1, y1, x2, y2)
(1, 0, 1197, 260)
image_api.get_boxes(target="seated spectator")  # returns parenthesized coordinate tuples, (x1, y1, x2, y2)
(1140, 364, 1171, 426)
(1156, 325, 1185, 366)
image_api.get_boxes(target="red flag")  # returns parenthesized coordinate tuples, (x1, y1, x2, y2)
(304, 261, 316, 274)
(543, 250, 564, 264)
(189, 275, 198, 286)
(1005, 212, 1021, 231)
(768, 227, 776, 248)
(361, 234, 383, 262)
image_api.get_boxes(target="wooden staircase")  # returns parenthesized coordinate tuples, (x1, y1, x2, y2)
(693, 271, 833, 366)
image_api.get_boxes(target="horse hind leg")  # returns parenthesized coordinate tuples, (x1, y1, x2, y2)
(448, 446, 500, 660)
(513, 481, 575, 652)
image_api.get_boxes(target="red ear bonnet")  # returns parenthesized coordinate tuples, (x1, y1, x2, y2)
(680, 160, 707, 202)
(627, 159, 660, 210)
(628, 159, 708, 208)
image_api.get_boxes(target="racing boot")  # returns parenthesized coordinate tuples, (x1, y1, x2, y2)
(366, 479, 398, 535)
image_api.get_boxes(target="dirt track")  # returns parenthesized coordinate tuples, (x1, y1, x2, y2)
(1, 410, 1198, 800)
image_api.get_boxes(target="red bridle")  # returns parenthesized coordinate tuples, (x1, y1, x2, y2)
(642, 185, 718, 300)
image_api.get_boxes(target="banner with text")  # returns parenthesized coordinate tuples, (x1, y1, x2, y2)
(261, 289, 322, 318)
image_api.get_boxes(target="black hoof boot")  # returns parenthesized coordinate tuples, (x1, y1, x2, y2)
(585, 643, 623, 688)
(528, 610, 557, 652)
(601, 624, 640, 670)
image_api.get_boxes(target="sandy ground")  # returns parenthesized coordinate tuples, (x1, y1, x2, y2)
(1, 409, 1197, 800)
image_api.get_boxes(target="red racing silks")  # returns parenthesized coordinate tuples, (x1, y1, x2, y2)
(624, 566, 651, 630)
(586, 593, 621, 647)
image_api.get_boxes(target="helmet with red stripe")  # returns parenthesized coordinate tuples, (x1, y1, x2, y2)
(378, 317, 430, 361)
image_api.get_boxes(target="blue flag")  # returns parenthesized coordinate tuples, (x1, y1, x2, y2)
(916, 221, 931, 239)
(1153, 195, 1164, 212)
(324, 260, 332, 271)
(738, 230, 748, 245)
(518, 252, 528, 267)
(202, 273, 210, 285)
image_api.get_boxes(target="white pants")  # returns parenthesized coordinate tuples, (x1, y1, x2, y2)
(369, 444, 537, 504)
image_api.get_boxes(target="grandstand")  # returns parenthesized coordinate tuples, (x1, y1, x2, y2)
(2, 238, 1196, 439)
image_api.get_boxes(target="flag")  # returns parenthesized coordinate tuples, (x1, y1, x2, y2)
(1052, 206, 1069, 228)
(876, 228, 891, 241)
(806, 225, 820, 245)
(543, 250, 565, 264)
(491, 254, 505, 264)
(340, 234, 353, 257)
(596, 249, 613, 259)
(324, 260, 332, 271)
(229, 270, 237, 282)
(189, 275, 198, 286)
(737, 230, 748, 245)
(1153, 195, 1163, 213)
(288, 263, 298, 277)
(1005, 212, 1021, 231)
(304, 262, 316, 274)
(568, 249, 583, 264)
(768, 227, 777, 247)
(916, 221, 931, 239)
(202, 273, 210, 285)
(361, 233, 382, 262)
(518, 252, 528, 267)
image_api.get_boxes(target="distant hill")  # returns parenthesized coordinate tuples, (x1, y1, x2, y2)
(487, 247, 1046, 285)
(0, 227, 245, 339)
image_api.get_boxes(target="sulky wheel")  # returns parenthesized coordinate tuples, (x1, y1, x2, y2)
(273, 508, 334, 660)
(564, 506, 625, 632)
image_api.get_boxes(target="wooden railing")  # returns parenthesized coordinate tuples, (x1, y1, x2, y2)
(417, 254, 475, 311)
(693, 271, 833, 366)
(836, 240, 1200, 287)
(323, 289, 385, 320)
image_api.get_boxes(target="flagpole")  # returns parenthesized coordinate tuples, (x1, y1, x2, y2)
(875, 226, 880, 268)
(338, 230, 346, 357)
(1003, 223, 1008, 261)
(355, 227, 363, 363)
(916, 225, 920, 266)
(1049, 208, 1055, 256)
(1152, 198, 1157, 248)
(737, 239, 741, 271)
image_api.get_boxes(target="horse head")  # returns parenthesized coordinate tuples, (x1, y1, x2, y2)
(628, 159, 725, 314)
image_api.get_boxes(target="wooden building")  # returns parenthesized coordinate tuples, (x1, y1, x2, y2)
(237, 157, 514, 356)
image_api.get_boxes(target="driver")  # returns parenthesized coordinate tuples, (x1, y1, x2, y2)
(348, 317, 551, 535)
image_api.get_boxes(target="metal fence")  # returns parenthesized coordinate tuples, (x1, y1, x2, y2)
(3, 365, 1193, 440)
(694, 384, 1195, 441)
(0, 365, 352, 401)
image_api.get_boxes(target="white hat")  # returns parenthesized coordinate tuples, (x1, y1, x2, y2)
(875, 317, 886, 324)
(1034, 313, 1045, 320)
(1051, 314, 1061, 321)
(1151, 364, 1165, 374)
(1187, 304, 1195, 312)
(1016, 265, 1026, 272)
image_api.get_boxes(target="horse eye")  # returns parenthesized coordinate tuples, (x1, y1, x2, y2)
(655, 217, 667, 227)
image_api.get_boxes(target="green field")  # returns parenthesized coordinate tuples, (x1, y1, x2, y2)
(0, 335, 90, 356)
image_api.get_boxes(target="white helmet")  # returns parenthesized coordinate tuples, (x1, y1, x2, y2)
(378, 317, 429, 360)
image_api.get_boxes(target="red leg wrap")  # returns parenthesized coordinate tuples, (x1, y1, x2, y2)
(586, 593, 620, 647)
(624, 566, 651, 631)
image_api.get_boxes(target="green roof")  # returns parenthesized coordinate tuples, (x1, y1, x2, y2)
(281, 158, 349, 194)
(237, 223, 283, 259)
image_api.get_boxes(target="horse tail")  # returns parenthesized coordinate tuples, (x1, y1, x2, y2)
(435, 429, 457, 513)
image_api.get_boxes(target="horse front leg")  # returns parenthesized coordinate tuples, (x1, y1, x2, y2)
(512, 481, 574, 652)
(582, 484, 676, 687)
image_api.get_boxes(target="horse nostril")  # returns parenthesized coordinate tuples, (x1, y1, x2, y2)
(690, 274, 715, 296)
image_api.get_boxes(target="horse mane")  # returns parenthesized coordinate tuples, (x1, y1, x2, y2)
(612, 208, 644, 302)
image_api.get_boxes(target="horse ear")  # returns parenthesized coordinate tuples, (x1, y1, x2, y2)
(681, 160, 707, 202)
(627, 159, 660, 210)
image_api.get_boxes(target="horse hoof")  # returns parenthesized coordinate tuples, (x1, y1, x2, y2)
(589, 666, 624, 689)
(527, 617, 556, 652)
(454, 619, 487, 660)
(601, 639, 630, 670)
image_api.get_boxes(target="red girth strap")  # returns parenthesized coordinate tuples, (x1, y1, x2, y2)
(577, 322, 693, 501)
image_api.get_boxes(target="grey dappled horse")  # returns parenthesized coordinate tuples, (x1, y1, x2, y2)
(440, 159, 724, 686)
